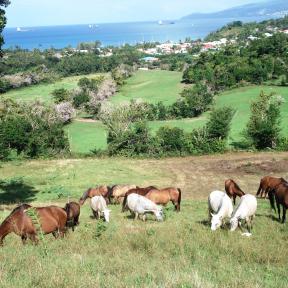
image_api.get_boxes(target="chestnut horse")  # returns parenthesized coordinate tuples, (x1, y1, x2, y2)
(256, 176, 287, 199)
(122, 186, 158, 212)
(64, 201, 80, 231)
(145, 187, 182, 212)
(79, 186, 110, 205)
(225, 179, 245, 205)
(269, 182, 288, 223)
(0, 204, 67, 245)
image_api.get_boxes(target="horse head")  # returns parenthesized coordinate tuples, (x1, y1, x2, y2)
(79, 188, 91, 205)
(210, 213, 222, 231)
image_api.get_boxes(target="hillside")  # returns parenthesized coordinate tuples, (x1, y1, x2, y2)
(0, 152, 288, 287)
(182, 0, 288, 20)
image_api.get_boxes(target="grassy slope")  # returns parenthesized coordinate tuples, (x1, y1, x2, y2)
(0, 153, 288, 287)
(2, 74, 101, 103)
(111, 70, 184, 105)
(65, 120, 107, 154)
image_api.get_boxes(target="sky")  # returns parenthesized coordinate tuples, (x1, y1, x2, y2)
(5, 0, 267, 28)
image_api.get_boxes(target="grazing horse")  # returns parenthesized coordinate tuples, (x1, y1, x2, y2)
(79, 186, 110, 205)
(145, 187, 182, 212)
(225, 179, 245, 205)
(0, 204, 67, 245)
(64, 202, 80, 231)
(269, 182, 288, 223)
(110, 184, 137, 204)
(256, 176, 287, 199)
(122, 186, 158, 212)
(230, 194, 257, 233)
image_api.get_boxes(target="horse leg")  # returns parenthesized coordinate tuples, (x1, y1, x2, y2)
(245, 217, 251, 233)
(142, 214, 146, 222)
(282, 206, 286, 224)
(29, 233, 39, 245)
(52, 231, 59, 239)
(276, 201, 281, 221)
(134, 212, 139, 220)
(21, 234, 28, 245)
(233, 195, 236, 206)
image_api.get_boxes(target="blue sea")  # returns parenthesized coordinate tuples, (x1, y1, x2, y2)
(3, 16, 273, 50)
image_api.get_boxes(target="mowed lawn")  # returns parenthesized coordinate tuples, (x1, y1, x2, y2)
(0, 153, 288, 287)
(2, 74, 102, 103)
(111, 70, 184, 105)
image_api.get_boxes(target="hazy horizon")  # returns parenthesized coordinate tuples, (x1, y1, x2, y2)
(5, 0, 267, 28)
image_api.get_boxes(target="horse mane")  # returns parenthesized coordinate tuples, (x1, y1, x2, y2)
(233, 180, 245, 194)
(80, 188, 91, 200)
(11, 204, 31, 214)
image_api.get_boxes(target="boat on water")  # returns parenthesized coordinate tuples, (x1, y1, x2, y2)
(88, 24, 99, 29)
(16, 27, 21, 32)
(158, 20, 163, 25)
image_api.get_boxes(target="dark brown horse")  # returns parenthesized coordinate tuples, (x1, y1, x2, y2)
(145, 187, 182, 212)
(256, 176, 287, 198)
(225, 179, 245, 205)
(122, 186, 157, 212)
(79, 186, 110, 205)
(64, 202, 80, 231)
(269, 182, 288, 223)
(0, 204, 67, 245)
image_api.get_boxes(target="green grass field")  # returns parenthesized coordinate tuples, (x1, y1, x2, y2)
(0, 153, 288, 287)
(66, 120, 107, 154)
(111, 70, 184, 105)
(2, 74, 101, 103)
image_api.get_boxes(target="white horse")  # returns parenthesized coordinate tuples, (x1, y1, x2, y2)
(127, 193, 163, 221)
(230, 194, 257, 234)
(90, 196, 111, 222)
(208, 190, 233, 231)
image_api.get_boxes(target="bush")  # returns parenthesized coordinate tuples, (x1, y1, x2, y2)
(52, 88, 70, 103)
(206, 107, 235, 139)
(244, 91, 283, 149)
(156, 127, 187, 155)
(0, 78, 11, 93)
(0, 100, 69, 160)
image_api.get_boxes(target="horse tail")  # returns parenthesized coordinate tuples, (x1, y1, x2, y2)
(268, 189, 276, 212)
(64, 203, 72, 228)
(177, 188, 182, 212)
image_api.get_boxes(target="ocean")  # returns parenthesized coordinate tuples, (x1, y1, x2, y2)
(3, 16, 273, 50)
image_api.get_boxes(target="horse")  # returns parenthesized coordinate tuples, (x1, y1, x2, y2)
(269, 182, 288, 223)
(64, 201, 80, 231)
(110, 184, 137, 204)
(90, 196, 111, 222)
(256, 176, 287, 199)
(122, 186, 158, 212)
(225, 179, 245, 205)
(126, 193, 163, 222)
(0, 204, 67, 246)
(208, 191, 233, 231)
(145, 187, 182, 212)
(79, 186, 110, 205)
(230, 194, 257, 233)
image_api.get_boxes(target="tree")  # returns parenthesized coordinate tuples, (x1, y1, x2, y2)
(245, 91, 283, 149)
(0, 0, 10, 57)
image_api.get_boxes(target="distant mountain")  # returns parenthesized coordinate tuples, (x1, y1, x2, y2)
(182, 0, 288, 20)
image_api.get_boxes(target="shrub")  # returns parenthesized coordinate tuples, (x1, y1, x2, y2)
(0, 100, 69, 160)
(54, 102, 76, 123)
(52, 88, 70, 103)
(0, 78, 11, 93)
(206, 107, 235, 139)
(244, 91, 283, 149)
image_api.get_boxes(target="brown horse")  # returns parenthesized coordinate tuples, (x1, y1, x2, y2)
(269, 183, 288, 223)
(79, 186, 110, 205)
(64, 202, 80, 231)
(122, 186, 158, 212)
(145, 187, 182, 212)
(225, 179, 245, 205)
(0, 204, 67, 245)
(256, 176, 287, 198)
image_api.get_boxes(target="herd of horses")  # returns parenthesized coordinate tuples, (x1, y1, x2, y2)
(0, 175, 287, 245)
